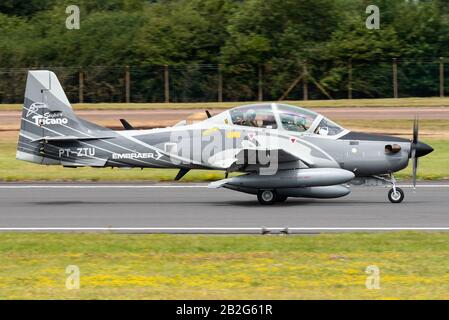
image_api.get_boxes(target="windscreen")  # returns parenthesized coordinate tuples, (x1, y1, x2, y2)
(277, 104, 318, 133)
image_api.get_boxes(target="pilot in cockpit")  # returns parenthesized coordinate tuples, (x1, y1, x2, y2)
(233, 112, 244, 126)
(243, 109, 258, 127)
(293, 115, 308, 131)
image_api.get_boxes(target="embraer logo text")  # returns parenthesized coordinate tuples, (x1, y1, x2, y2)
(112, 152, 162, 160)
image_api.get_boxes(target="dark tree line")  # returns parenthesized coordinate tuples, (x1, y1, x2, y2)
(1, 0, 449, 102)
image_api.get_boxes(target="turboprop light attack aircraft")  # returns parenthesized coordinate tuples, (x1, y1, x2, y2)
(17, 71, 434, 204)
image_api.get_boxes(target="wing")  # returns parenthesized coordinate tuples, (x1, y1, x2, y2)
(207, 147, 309, 172)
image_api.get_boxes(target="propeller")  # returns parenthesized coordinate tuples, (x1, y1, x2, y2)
(411, 115, 419, 190)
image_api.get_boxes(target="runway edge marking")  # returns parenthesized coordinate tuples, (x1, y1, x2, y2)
(0, 185, 208, 189)
(1, 184, 449, 189)
(1, 227, 449, 231)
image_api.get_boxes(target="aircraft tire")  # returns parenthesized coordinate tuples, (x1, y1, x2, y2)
(388, 187, 404, 203)
(275, 195, 288, 203)
(257, 190, 277, 205)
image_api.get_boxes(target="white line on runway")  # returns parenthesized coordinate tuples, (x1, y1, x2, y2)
(0, 184, 449, 189)
(1, 227, 449, 231)
(0, 185, 207, 189)
(398, 185, 449, 188)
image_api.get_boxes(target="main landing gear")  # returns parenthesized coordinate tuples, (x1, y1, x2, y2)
(257, 190, 288, 205)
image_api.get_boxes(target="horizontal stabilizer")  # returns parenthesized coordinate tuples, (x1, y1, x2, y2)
(32, 135, 114, 142)
(61, 158, 107, 167)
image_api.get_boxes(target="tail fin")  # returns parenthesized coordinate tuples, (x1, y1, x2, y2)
(16, 70, 109, 164)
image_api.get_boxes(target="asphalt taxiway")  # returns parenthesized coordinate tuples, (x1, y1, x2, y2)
(0, 184, 448, 233)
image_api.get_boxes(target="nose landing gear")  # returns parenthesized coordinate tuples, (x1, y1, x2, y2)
(387, 174, 405, 203)
(373, 174, 405, 203)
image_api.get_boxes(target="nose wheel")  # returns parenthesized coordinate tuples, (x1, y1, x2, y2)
(388, 187, 404, 203)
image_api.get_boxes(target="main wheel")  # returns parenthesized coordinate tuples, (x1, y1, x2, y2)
(388, 187, 404, 203)
(275, 194, 288, 203)
(257, 190, 277, 205)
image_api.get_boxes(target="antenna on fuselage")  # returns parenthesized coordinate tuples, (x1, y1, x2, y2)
(120, 119, 135, 130)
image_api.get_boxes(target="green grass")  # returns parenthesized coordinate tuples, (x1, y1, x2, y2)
(1, 138, 447, 181)
(0, 232, 448, 299)
(3, 97, 449, 111)
(340, 119, 449, 134)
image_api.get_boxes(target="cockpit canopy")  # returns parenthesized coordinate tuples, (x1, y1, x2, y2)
(229, 103, 345, 136)
(230, 104, 278, 129)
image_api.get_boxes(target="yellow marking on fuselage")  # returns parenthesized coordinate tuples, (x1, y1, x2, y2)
(226, 131, 241, 139)
(202, 127, 219, 136)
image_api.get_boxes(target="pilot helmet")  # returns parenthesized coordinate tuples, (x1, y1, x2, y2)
(234, 112, 243, 121)
(294, 115, 306, 127)
(244, 109, 256, 121)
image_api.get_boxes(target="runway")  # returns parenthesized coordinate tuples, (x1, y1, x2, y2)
(1, 184, 449, 233)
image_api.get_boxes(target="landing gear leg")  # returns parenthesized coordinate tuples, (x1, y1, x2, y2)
(387, 174, 404, 204)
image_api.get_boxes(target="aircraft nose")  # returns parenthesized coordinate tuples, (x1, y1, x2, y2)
(414, 141, 434, 158)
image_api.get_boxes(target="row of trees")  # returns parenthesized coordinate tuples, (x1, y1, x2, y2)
(1, 0, 449, 102)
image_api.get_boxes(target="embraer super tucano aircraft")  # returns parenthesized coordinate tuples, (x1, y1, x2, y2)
(17, 71, 433, 204)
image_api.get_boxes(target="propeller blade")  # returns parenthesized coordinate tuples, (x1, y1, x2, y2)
(411, 115, 419, 190)
(413, 115, 419, 144)
(412, 149, 417, 190)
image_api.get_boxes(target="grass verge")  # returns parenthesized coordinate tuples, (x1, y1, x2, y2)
(1, 138, 447, 181)
(3, 97, 449, 111)
(0, 232, 448, 299)
(338, 119, 449, 137)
